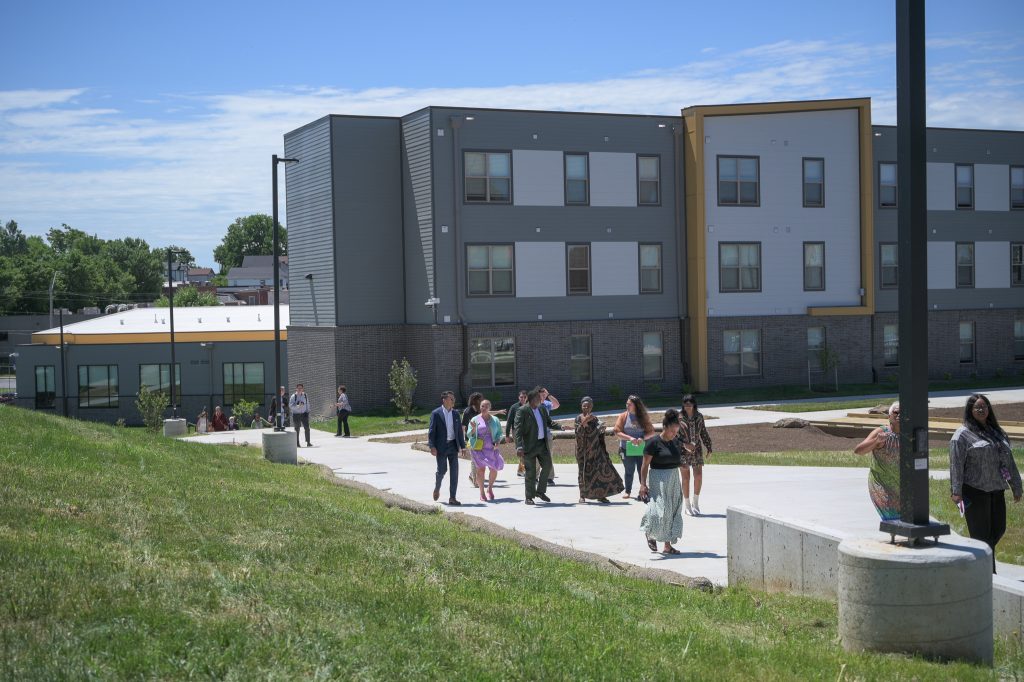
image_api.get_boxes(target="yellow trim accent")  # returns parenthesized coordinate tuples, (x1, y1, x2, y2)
(681, 98, 875, 393)
(31, 330, 287, 345)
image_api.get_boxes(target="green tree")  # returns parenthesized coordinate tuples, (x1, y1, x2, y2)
(106, 237, 163, 296)
(136, 386, 168, 431)
(388, 358, 418, 421)
(153, 287, 219, 307)
(213, 214, 285, 274)
(1, 220, 27, 255)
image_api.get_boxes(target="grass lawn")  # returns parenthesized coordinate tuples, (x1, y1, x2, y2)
(310, 409, 433, 436)
(741, 398, 896, 413)
(930, 476, 1024, 569)
(3, 409, 1019, 679)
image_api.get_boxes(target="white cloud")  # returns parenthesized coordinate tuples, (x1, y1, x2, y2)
(0, 37, 1021, 265)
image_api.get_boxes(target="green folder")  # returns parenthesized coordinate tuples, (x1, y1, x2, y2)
(625, 440, 646, 457)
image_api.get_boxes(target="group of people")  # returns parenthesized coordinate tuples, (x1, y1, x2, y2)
(854, 392, 1021, 572)
(195, 405, 245, 433)
(427, 387, 714, 556)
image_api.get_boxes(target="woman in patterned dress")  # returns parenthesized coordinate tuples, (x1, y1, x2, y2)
(853, 402, 901, 520)
(573, 396, 625, 504)
(466, 400, 506, 502)
(679, 394, 714, 516)
(639, 409, 694, 555)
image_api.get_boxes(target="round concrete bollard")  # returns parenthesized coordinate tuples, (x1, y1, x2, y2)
(162, 418, 187, 437)
(838, 537, 993, 665)
(262, 430, 297, 465)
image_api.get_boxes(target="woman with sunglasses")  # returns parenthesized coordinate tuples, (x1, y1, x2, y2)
(950, 393, 1022, 573)
(853, 402, 902, 521)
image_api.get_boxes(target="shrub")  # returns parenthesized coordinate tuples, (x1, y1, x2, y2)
(389, 358, 418, 421)
(136, 386, 167, 431)
(232, 399, 260, 427)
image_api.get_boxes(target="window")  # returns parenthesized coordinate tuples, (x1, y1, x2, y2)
(223, 362, 264, 405)
(879, 162, 897, 208)
(955, 164, 974, 210)
(959, 321, 975, 364)
(469, 337, 515, 387)
(139, 363, 181, 394)
(639, 243, 662, 293)
(723, 330, 761, 377)
(803, 158, 824, 207)
(718, 156, 759, 206)
(956, 242, 975, 288)
(719, 242, 761, 292)
(803, 242, 825, 291)
(78, 365, 118, 408)
(642, 332, 663, 380)
(1012, 243, 1023, 287)
(35, 365, 55, 409)
(1012, 166, 1024, 210)
(807, 327, 825, 372)
(466, 244, 514, 296)
(1015, 319, 1024, 360)
(564, 153, 589, 205)
(880, 243, 898, 289)
(637, 155, 660, 205)
(567, 244, 591, 295)
(464, 151, 511, 203)
(570, 335, 592, 383)
(883, 325, 899, 366)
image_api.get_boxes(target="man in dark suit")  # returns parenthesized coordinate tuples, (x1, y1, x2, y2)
(505, 389, 528, 478)
(514, 387, 557, 505)
(428, 390, 466, 505)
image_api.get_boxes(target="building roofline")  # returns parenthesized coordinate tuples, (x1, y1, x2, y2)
(683, 97, 871, 117)
(872, 123, 1024, 135)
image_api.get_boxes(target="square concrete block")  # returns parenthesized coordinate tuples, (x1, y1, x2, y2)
(727, 506, 764, 590)
(993, 578, 1024, 641)
(262, 431, 297, 465)
(802, 531, 841, 600)
(763, 521, 803, 594)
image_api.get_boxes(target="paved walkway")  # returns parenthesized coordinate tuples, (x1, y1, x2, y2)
(187, 386, 1024, 586)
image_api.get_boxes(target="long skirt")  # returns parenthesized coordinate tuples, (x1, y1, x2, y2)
(640, 467, 684, 544)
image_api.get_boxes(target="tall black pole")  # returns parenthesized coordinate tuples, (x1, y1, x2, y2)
(167, 248, 178, 418)
(59, 307, 67, 416)
(272, 154, 283, 431)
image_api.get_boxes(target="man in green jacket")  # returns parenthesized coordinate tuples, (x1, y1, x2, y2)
(515, 387, 558, 505)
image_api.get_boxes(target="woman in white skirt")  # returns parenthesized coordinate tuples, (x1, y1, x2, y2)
(639, 409, 693, 555)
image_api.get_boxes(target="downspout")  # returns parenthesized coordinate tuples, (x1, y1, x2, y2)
(672, 123, 689, 387)
(450, 115, 469, 402)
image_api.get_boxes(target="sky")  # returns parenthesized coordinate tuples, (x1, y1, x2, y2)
(1, 0, 1022, 267)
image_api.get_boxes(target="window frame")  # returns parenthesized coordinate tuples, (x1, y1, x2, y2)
(802, 157, 825, 208)
(883, 324, 899, 367)
(566, 243, 591, 296)
(642, 331, 664, 381)
(570, 334, 593, 384)
(717, 155, 760, 207)
(465, 243, 515, 297)
(723, 329, 762, 377)
(138, 363, 181, 395)
(469, 336, 516, 388)
(35, 365, 56, 409)
(878, 161, 897, 209)
(637, 154, 661, 206)
(77, 364, 119, 409)
(879, 242, 898, 289)
(222, 362, 265, 406)
(1011, 242, 1024, 288)
(955, 241, 975, 289)
(955, 163, 974, 211)
(959, 321, 975, 364)
(803, 241, 826, 292)
(638, 242, 663, 294)
(463, 150, 513, 204)
(564, 152, 590, 206)
(807, 326, 826, 373)
(718, 241, 762, 293)
(1011, 165, 1024, 211)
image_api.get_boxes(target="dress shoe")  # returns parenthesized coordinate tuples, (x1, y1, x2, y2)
(448, 498, 461, 506)
(536, 493, 551, 502)
(525, 498, 535, 505)
(432, 489, 440, 501)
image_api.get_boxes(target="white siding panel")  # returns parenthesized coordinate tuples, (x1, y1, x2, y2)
(591, 242, 638, 296)
(976, 241, 1010, 288)
(590, 152, 637, 206)
(975, 164, 1010, 212)
(702, 109, 861, 317)
(927, 241, 956, 289)
(927, 163, 954, 211)
(515, 242, 566, 297)
(513, 150, 564, 206)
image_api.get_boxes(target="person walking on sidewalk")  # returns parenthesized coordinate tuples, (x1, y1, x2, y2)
(467, 400, 506, 502)
(428, 391, 466, 506)
(335, 385, 352, 437)
(679, 394, 714, 516)
(613, 395, 655, 499)
(853, 402, 902, 521)
(269, 386, 289, 430)
(289, 383, 312, 447)
(574, 396, 624, 504)
(506, 389, 529, 478)
(639, 409, 692, 555)
(540, 387, 560, 485)
(515, 388, 557, 505)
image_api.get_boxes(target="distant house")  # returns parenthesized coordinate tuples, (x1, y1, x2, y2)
(187, 267, 215, 285)
(226, 255, 288, 290)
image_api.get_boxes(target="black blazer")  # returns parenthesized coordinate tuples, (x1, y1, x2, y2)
(428, 406, 465, 452)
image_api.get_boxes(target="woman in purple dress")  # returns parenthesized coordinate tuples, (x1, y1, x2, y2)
(467, 400, 506, 502)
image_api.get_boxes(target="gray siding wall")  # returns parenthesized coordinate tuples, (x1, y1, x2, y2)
(429, 107, 683, 324)
(331, 117, 405, 324)
(284, 117, 335, 326)
(402, 110, 436, 324)
(873, 126, 1024, 312)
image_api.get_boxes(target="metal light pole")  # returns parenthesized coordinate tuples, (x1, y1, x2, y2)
(272, 154, 298, 430)
(166, 248, 184, 418)
(59, 307, 68, 416)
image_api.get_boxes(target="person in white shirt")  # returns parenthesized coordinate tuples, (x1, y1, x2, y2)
(428, 390, 467, 505)
(289, 383, 312, 447)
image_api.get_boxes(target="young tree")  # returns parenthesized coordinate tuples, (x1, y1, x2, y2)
(388, 358, 418, 422)
(213, 214, 285, 273)
(136, 386, 168, 431)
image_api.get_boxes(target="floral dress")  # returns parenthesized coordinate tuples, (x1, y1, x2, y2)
(869, 427, 901, 521)
(574, 415, 625, 499)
